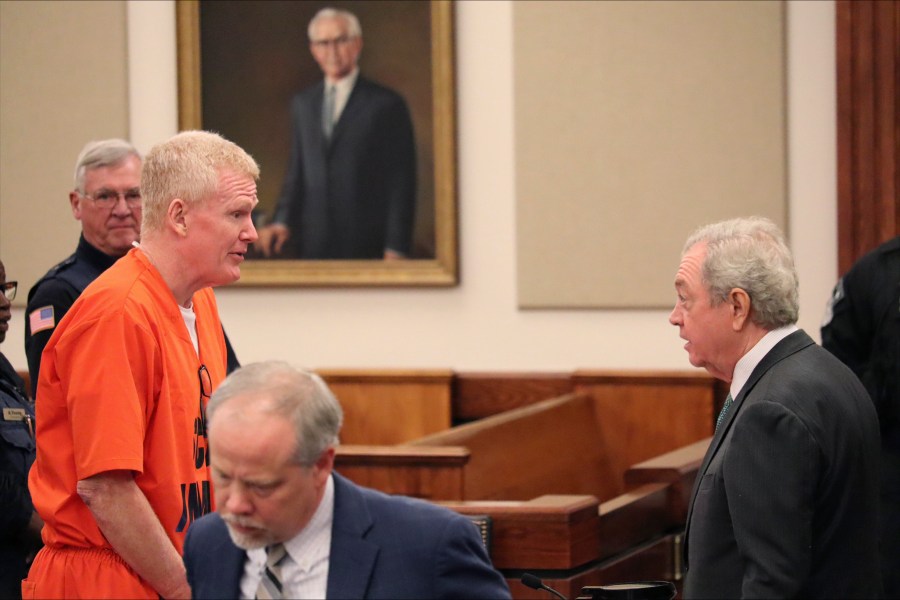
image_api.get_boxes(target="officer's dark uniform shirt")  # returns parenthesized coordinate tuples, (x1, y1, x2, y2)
(25, 235, 117, 397)
(25, 235, 240, 398)
(822, 235, 900, 445)
(822, 234, 900, 597)
(0, 350, 38, 598)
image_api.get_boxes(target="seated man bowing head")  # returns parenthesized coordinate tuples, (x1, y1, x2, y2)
(184, 361, 510, 600)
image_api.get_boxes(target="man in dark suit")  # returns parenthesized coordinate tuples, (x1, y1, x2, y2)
(183, 361, 510, 599)
(669, 217, 881, 598)
(257, 7, 416, 260)
(822, 235, 900, 596)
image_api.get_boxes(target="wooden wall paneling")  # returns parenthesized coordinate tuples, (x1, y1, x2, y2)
(318, 369, 454, 444)
(334, 444, 469, 500)
(572, 371, 719, 498)
(624, 437, 711, 524)
(411, 392, 618, 501)
(452, 371, 574, 422)
(836, 0, 900, 272)
(444, 494, 602, 570)
(597, 483, 673, 562)
(590, 534, 680, 588)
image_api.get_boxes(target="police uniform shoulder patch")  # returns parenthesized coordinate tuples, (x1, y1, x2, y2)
(29, 305, 56, 334)
(821, 278, 845, 327)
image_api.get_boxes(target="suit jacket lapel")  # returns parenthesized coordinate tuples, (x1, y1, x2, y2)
(328, 77, 368, 147)
(325, 473, 380, 599)
(200, 516, 247, 598)
(683, 329, 815, 565)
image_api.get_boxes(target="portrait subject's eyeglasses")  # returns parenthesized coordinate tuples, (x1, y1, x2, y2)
(1, 281, 17, 301)
(310, 35, 354, 50)
(81, 188, 142, 207)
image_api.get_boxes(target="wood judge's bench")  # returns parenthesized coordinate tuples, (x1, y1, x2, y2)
(319, 369, 724, 599)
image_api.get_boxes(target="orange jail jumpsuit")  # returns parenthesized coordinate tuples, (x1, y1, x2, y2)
(23, 249, 226, 598)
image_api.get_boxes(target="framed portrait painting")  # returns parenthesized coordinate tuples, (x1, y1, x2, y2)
(176, 0, 457, 286)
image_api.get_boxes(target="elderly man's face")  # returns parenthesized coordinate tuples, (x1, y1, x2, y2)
(309, 16, 362, 81)
(210, 392, 333, 549)
(70, 155, 142, 257)
(669, 242, 738, 382)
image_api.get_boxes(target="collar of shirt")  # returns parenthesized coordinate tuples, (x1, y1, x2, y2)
(242, 474, 335, 599)
(730, 324, 798, 398)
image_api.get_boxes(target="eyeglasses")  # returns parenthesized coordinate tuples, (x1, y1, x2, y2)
(82, 188, 142, 207)
(198, 365, 212, 434)
(0, 281, 16, 301)
(196, 365, 212, 468)
(310, 35, 354, 50)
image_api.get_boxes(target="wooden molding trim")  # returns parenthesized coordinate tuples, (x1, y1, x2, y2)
(836, 0, 900, 272)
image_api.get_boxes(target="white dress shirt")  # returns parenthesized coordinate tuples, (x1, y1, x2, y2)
(730, 324, 799, 398)
(325, 68, 359, 128)
(239, 475, 335, 599)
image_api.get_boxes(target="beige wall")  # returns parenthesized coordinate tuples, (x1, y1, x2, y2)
(1, 1, 837, 374)
(515, 1, 786, 308)
(0, 0, 129, 290)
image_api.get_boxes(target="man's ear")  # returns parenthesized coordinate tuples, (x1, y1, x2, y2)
(70, 191, 83, 220)
(167, 198, 189, 237)
(730, 288, 752, 331)
(313, 447, 336, 485)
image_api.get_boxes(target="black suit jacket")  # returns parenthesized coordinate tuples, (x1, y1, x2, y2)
(183, 473, 510, 599)
(273, 76, 417, 259)
(683, 330, 882, 599)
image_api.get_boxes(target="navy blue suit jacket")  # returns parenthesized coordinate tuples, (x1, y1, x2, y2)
(272, 77, 417, 259)
(683, 330, 882, 598)
(184, 473, 510, 599)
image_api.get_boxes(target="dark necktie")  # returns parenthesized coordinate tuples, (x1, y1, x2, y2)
(715, 393, 734, 433)
(323, 85, 336, 140)
(256, 543, 287, 600)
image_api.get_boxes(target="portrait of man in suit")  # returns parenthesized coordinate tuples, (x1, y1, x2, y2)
(255, 7, 417, 260)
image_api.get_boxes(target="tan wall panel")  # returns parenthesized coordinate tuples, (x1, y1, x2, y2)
(0, 0, 128, 304)
(514, 1, 786, 308)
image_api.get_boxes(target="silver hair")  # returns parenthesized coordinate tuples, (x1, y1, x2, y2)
(73, 139, 141, 192)
(207, 361, 343, 466)
(683, 216, 799, 329)
(308, 7, 362, 39)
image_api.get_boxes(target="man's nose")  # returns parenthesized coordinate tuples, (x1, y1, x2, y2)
(668, 306, 680, 325)
(243, 220, 259, 243)
(223, 488, 252, 514)
(111, 195, 133, 215)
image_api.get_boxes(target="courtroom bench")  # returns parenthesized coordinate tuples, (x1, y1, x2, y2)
(336, 387, 712, 503)
(336, 392, 619, 502)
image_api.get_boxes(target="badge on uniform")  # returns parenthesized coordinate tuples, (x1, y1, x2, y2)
(29, 305, 55, 334)
(3, 407, 27, 421)
(821, 278, 845, 327)
(3, 407, 34, 438)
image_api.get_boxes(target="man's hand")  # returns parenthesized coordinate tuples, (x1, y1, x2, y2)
(384, 249, 407, 260)
(256, 223, 291, 257)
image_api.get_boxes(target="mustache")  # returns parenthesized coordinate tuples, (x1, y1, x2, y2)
(222, 514, 263, 529)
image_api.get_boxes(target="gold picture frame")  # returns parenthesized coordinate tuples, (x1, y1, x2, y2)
(176, 0, 458, 286)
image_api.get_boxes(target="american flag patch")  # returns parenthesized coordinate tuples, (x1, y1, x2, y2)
(29, 306, 55, 334)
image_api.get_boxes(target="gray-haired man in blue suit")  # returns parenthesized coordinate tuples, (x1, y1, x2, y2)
(183, 361, 510, 599)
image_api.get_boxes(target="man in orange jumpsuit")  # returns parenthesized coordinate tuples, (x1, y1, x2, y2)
(24, 131, 260, 598)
